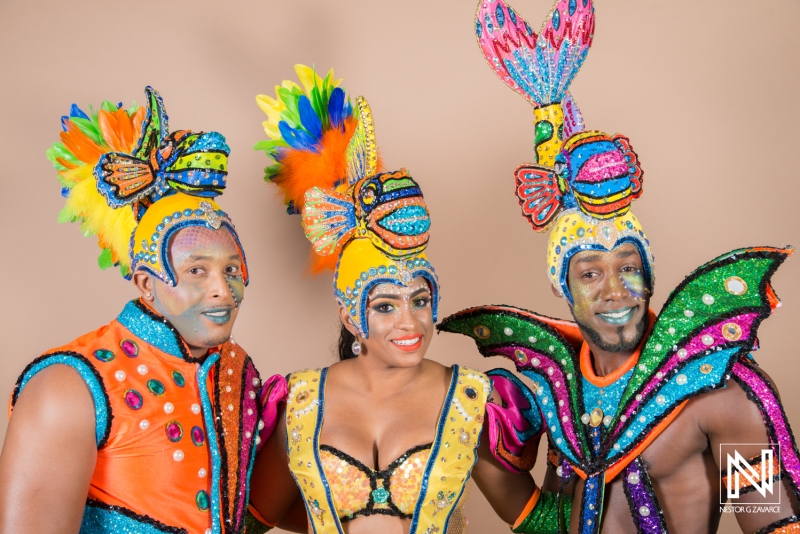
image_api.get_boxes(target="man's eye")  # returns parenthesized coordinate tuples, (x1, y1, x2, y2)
(226, 266, 240, 275)
(189, 267, 202, 275)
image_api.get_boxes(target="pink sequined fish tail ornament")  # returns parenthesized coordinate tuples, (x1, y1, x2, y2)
(476, 0, 594, 166)
(476, 0, 595, 231)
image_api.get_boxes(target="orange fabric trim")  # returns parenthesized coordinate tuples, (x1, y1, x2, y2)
(606, 400, 688, 482)
(722, 455, 781, 491)
(248, 503, 277, 528)
(512, 485, 541, 529)
(569, 400, 689, 482)
(580, 309, 656, 388)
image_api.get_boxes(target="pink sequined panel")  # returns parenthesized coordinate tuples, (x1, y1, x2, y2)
(388, 448, 431, 514)
(320, 450, 372, 518)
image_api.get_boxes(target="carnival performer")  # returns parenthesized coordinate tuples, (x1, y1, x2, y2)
(245, 65, 552, 534)
(437, 1, 798, 533)
(0, 87, 284, 534)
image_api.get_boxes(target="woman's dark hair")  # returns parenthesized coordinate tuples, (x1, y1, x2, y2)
(338, 323, 358, 361)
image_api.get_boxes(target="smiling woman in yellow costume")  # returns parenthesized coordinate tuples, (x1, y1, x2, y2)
(244, 66, 548, 534)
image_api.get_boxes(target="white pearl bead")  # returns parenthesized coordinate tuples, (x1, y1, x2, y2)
(620, 415, 627, 422)
(677, 349, 688, 359)
(668, 327, 676, 335)
(249, 391, 256, 399)
(139, 420, 150, 430)
(656, 395, 666, 405)
(206, 529, 212, 534)
(626, 430, 633, 437)
(173, 450, 184, 462)
(191, 403, 201, 414)
(702, 294, 715, 305)
(638, 415, 646, 423)
(198, 468, 207, 478)
(702, 335, 715, 346)
(635, 394, 642, 401)
(556, 466, 563, 476)
(137, 365, 148, 375)
(561, 416, 568, 422)
(603, 415, 612, 426)
(581, 413, 590, 424)
(628, 472, 640, 485)
(684, 310, 694, 318)
(258, 420, 265, 431)
(655, 344, 662, 351)
(247, 409, 253, 415)
(252, 378, 260, 387)
(532, 358, 541, 367)
(639, 506, 650, 517)
(503, 327, 513, 336)
(164, 402, 174, 414)
(225, 386, 232, 393)
(255, 436, 261, 445)
(613, 443, 620, 450)
(227, 368, 233, 375)
(528, 336, 537, 343)
(245, 431, 252, 438)
(115, 370, 126, 382)
(676, 374, 688, 385)
(556, 438, 562, 444)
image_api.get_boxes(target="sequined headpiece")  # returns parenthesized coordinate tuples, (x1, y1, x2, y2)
(50, 87, 248, 285)
(256, 65, 438, 337)
(475, 0, 654, 303)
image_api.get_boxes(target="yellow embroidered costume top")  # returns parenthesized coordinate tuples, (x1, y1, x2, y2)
(285, 366, 490, 534)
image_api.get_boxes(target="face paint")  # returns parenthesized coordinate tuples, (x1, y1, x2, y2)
(151, 226, 245, 358)
(567, 243, 650, 354)
(356, 277, 434, 367)
(620, 269, 648, 302)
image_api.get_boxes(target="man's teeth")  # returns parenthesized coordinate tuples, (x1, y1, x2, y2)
(599, 308, 632, 319)
(392, 337, 421, 346)
(204, 310, 228, 317)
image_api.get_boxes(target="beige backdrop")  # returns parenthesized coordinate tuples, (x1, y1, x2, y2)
(1, 0, 798, 532)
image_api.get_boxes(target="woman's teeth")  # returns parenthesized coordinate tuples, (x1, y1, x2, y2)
(392, 337, 421, 346)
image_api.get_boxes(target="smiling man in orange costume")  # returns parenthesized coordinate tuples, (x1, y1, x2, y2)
(0, 88, 283, 534)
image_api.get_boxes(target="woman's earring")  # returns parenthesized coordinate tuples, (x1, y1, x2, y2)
(351, 339, 362, 356)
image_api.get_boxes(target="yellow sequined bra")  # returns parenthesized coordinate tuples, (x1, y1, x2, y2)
(319, 443, 431, 521)
(285, 365, 491, 534)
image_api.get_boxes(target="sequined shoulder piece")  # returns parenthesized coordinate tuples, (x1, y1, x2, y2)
(285, 368, 341, 533)
(409, 366, 490, 534)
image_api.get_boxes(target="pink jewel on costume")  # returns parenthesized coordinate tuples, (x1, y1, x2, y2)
(191, 426, 205, 446)
(120, 339, 139, 357)
(124, 389, 144, 410)
(165, 421, 184, 442)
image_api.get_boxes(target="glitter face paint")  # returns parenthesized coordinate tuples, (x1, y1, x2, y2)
(620, 269, 648, 302)
(151, 226, 245, 358)
(567, 243, 649, 353)
(359, 277, 434, 367)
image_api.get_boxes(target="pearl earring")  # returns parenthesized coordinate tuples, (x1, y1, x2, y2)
(351, 339, 362, 356)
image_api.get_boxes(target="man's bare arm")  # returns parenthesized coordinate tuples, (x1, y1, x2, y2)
(0, 365, 97, 533)
(706, 371, 800, 532)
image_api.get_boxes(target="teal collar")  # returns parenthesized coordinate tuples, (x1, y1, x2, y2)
(116, 299, 194, 361)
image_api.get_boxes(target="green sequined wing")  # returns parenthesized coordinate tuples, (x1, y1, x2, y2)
(438, 305, 591, 463)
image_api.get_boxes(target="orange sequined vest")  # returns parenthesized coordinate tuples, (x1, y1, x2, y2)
(10, 300, 263, 534)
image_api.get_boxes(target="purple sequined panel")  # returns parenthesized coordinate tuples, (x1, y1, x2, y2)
(732, 362, 800, 493)
(236, 361, 261, 523)
(495, 345, 583, 457)
(623, 459, 667, 533)
(614, 313, 757, 435)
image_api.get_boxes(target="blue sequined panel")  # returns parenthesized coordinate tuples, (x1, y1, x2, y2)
(608, 347, 739, 459)
(80, 502, 186, 533)
(582, 367, 634, 417)
(17, 353, 110, 447)
(116, 301, 185, 360)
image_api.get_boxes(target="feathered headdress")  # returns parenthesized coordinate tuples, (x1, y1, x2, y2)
(50, 87, 247, 285)
(475, 0, 653, 302)
(256, 65, 438, 337)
